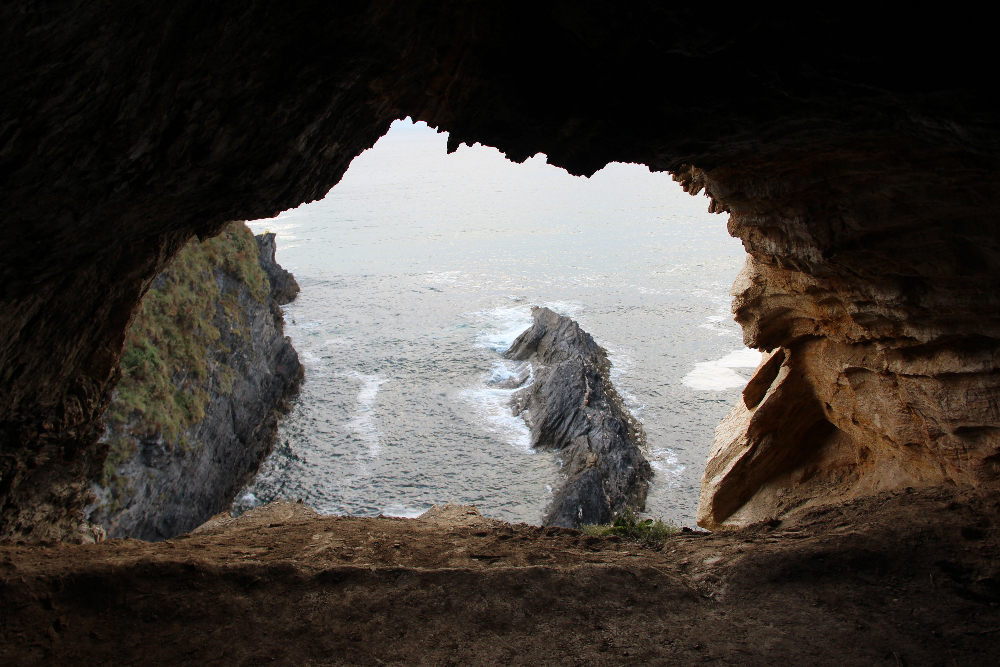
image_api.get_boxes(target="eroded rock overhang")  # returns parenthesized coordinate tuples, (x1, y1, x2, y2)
(1, 1, 998, 538)
(681, 146, 1000, 528)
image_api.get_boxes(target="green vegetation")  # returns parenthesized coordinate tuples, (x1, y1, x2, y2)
(100, 435, 138, 500)
(105, 222, 268, 453)
(581, 507, 677, 545)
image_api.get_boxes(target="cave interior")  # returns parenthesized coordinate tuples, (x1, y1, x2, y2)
(1, 1, 999, 540)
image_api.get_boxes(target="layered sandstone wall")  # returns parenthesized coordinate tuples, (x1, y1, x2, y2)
(678, 153, 1000, 528)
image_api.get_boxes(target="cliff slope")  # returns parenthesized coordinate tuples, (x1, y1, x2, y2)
(504, 307, 651, 527)
(85, 223, 302, 541)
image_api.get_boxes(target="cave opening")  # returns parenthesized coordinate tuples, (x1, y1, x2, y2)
(4, 5, 1000, 661)
(228, 118, 754, 529)
(1, 0, 997, 544)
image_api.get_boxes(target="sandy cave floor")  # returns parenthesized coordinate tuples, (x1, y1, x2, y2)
(2, 488, 999, 666)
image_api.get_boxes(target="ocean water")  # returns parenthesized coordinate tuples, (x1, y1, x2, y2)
(240, 119, 755, 527)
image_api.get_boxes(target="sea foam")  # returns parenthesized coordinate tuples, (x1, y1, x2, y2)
(472, 305, 533, 352)
(457, 378, 534, 453)
(381, 504, 427, 519)
(345, 371, 388, 458)
(682, 348, 762, 391)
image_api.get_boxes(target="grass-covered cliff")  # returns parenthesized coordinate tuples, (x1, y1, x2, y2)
(88, 223, 303, 540)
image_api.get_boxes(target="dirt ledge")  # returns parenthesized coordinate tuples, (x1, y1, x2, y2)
(2, 488, 998, 666)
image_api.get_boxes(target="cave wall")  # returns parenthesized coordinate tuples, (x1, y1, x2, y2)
(680, 145, 1000, 528)
(2, 1, 998, 538)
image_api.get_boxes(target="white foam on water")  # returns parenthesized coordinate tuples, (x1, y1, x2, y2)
(682, 348, 762, 391)
(295, 343, 337, 382)
(458, 387, 534, 452)
(458, 373, 534, 453)
(345, 371, 388, 458)
(472, 305, 534, 352)
(381, 504, 427, 518)
(649, 448, 685, 478)
(605, 346, 634, 379)
(487, 359, 531, 386)
(682, 364, 747, 391)
(715, 348, 762, 368)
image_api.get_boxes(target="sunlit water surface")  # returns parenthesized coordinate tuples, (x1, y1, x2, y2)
(240, 119, 755, 526)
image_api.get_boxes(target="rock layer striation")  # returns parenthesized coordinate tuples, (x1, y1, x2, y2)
(504, 307, 650, 527)
(681, 155, 1000, 529)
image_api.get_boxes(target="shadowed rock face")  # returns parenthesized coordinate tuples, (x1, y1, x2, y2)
(504, 307, 650, 527)
(1, 2, 998, 537)
(255, 233, 300, 306)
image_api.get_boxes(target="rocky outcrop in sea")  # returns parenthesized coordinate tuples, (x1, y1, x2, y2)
(86, 223, 303, 540)
(504, 307, 651, 528)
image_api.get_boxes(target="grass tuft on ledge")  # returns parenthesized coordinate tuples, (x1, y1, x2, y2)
(581, 507, 677, 544)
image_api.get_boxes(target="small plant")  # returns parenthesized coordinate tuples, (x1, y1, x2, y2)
(581, 507, 677, 544)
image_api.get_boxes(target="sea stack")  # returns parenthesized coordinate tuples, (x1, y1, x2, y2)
(504, 307, 652, 528)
